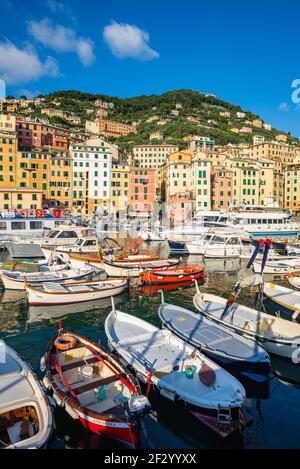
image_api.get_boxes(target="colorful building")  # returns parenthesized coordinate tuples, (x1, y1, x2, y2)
(130, 168, 157, 214)
(0, 187, 43, 210)
(211, 166, 234, 209)
(110, 164, 131, 213)
(71, 137, 112, 214)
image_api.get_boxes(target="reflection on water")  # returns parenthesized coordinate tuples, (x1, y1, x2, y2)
(0, 240, 299, 449)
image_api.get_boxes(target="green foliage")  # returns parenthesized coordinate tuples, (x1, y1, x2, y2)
(15, 88, 299, 147)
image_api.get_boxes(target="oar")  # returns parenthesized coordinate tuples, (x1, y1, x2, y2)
(220, 239, 265, 319)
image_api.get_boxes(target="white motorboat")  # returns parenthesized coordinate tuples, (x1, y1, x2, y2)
(0, 268, 98, 291)
(139, 230, 166, 242)
(41, 237, 100, 261)
(193, 289, 300, 359)
(253, 257, 300, 275)
(105, 309, 246, 417)
(185, 233, 252, 258)
(26, 278, 128, 306)
(0, 341, 53, 448)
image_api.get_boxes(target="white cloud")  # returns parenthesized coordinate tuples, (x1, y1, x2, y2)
(278, 102, 290, 111)
(46, 0, 76, 23)
(27, 18, 95, 66)
(0, 41, 60, 85)
(103, 21, 159, 61)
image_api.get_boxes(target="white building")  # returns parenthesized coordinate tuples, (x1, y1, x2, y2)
(253, 135, 265, 145)
(264, 123, 272, 131)
(70, 137, 112, 213)
(236, 112, 246, 118)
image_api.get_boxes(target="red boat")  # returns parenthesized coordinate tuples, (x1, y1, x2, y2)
(140, 265, 206, 285)
(42, 324, 151, 447)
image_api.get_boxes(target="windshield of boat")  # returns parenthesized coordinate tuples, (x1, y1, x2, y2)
(45, 230, 60, 238)
(75, 239, 84, 246)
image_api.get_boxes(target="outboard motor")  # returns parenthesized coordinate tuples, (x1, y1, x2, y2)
(128, 395, 151, 419)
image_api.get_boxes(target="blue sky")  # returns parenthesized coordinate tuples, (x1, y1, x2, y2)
(0, 0, 300, 136)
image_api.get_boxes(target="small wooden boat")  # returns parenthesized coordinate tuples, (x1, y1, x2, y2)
(253, 257, 300, 275)
(26, 278, 129, 306)
(140, 266, 205, 285)
(105, 309, 246, 419)
(193, 289, 300, 359)
(68, 252, 159, 271)
(139, 281, 196, 297)
(0, 341, 53, 448)
(103, 258, 180, 278)
(41, 328, 150, 447)
(286, 274, 300, 291)
(158, 302, 271, 383)
(263, 282, 300, 318)
(0, 268, 98, 291)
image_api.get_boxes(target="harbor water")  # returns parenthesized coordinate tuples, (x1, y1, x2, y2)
(0, 239, 299, 449)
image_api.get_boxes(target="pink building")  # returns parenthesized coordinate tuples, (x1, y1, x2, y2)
(211, 166, 234, 209)
(130, 168, 157, 214)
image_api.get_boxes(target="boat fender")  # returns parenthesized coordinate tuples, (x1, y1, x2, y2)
(198, 363, 216, 387)
(259, 319, 270, 332)
(42, 375, 51, 390)
(40, 355, 46, 372)
(292, 309, 300, 321)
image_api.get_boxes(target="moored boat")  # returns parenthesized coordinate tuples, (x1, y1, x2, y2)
(0, 268, 98, 291)
(105, 308, 246, 419)
(253, 258, 300, 275)
(158, 302, 271, 383)
(263, 282, 300, 318)
(193, 288, 300, 359)
(103, 258, 180, 278)
(0, 341, 53, 449)
(26, 278, 129, 306)
(286, 274, 300, 290)
(140, 266, 205, 285)
(41, 327, 150, 447)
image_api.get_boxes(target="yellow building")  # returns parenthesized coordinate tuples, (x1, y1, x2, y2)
(284, 164, 300, 214)
(227, 158, 260, 206)
(0, 132, 18, 187)
(110, 164, 130, 213)
(0, 187, 43, 210)
(47, 151, 73, 209)
(249, 142, 295, 164)
(15, 149, 50, 205)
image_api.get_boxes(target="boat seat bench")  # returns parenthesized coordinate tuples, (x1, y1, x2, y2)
(60, 356, 98, 372)
(73, 373, 127, 396)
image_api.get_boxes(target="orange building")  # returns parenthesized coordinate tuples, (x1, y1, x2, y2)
(211, 166, 234, 209)
(46, 151, 73, 209)
(98, 119, 137, 138)
(130, 168, 157, 214)
(17, 119, 69, 151)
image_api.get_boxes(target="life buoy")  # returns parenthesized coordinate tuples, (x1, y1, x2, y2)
(36, 208, 45, 218)
(53, 209, 61, 219)
(54, 334, 77, 351)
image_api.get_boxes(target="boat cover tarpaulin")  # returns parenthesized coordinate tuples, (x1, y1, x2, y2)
(5, 242, 44, 259)
(159, 303, 258, 360)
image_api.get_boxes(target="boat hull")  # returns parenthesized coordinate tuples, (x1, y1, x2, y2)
(27, 280, 128, 306)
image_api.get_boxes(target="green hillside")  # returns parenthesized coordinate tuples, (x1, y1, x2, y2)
(26, 89, 299, 150)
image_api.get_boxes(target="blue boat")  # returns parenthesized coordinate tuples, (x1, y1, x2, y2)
(167, 240, 188, 253)
(158, 302, 271, 384)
